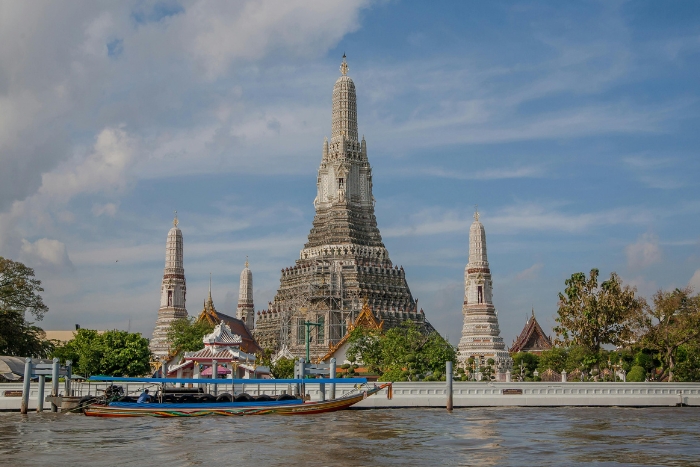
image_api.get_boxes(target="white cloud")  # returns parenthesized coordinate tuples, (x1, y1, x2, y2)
(408, 165, 546, 180)
(626, 233, 661, 269)
(383, 203, 654, 238)
(39, 127, 136, 200)
(92, 203, 119, 217)
(183, 0, 369, 79)
(515, 263, 544, 281)
(19, 238, 74, 271)
(689, 270, 700, 292)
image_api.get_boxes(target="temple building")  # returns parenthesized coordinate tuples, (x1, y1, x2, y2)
(509, 309, 553, 354)
(457, 210, 512, 372)
(236, 259, 255, 331)
(150, 214, 188, 359)
(317, 300, 384, 364)
(197, 280, 262, 355)
(167, 322, 269, 379)
(254, 56, 433, 359)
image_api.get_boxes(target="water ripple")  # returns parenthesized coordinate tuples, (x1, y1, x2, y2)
(1, 408, 698, 467)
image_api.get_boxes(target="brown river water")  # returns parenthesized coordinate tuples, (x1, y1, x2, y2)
(1, 407, 699, 466)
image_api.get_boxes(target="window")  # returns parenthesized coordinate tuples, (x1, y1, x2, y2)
(297, 319, 305, 345)
(317, 316, 325, 343)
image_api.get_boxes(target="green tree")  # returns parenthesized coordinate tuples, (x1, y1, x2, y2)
(512, 352, 540, 380)
(564, 346, 599, 374)
(167, 317, 214, 353)
(271, 357, 295, 379)
(52, 329, 102, 377)
(554, 269, 645, 353)
(627, 365, 646, 382)
(537, 348, 568, 373)
(640, 287, 700, 382)
(99, 330, 152, 376)
(349, 321, 455, 382)
(0, 310, 55, 357)
(52, 329, 151, 377)
(673, 343, 700, 382)
(0, 257, 52, 357)
(346, 326, 383, 371)
(421, 332, 457, 374)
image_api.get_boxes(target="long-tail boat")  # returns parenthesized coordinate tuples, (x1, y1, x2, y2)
(81, 376, 392, 417)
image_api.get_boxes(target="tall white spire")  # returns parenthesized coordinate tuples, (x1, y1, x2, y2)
(150, 213, 188, 359)
(331, 54, 358, 143)
(313, 54, 374, 210)
(237, 258, 254, 330)
(458, 209, 512, 375)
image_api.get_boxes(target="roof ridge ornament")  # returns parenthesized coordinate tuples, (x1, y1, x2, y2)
(340, 53, 348, 76)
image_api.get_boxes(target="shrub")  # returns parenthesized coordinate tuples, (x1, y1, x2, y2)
(627, 365, 646, 382)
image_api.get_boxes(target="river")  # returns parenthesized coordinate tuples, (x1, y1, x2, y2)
(1, 407, 698, 466)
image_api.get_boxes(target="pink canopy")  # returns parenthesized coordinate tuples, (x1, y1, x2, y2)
(200, 366, 231, 376)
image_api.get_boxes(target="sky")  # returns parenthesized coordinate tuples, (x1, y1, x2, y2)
(1, 0, 699, 346)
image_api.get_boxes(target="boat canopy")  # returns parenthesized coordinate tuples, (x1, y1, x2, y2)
(88, 376, 368, 385)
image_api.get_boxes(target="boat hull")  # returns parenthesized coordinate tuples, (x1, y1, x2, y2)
(84, 384, 388, 417)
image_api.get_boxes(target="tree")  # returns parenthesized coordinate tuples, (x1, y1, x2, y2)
(99, 330, 152, 377)
(166, 317, 214, 353)
(0, 257, 48, 319)
(512, 352, 540, 380)
(673, 344, 700, 382)
(347, 321, 456, 382)
(627, 366, 646, 382)
(554, 269, 645, 353)
(346, 326, 383, 371)
(52, 329, 151, 377)
(0, 257, 52, 357)
(537, 348, 568, 373)
(271, 357, 295, 379)
(422, 332, 457, 374)
(0, 309, 55, 357)
(639, 287, 700, 382)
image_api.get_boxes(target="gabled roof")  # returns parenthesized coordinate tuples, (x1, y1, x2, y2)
(197, 306, 262, 355)
(203, 323, 242, 346)
(317, 300, 383, 363)
(509, 310, 553, 354)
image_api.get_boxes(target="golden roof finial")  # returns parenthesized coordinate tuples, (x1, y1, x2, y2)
(474, 205, 479, 222)
(245, 256, 249, 268)
(173, 210, 179, 228)
(340, 53, 348, 76)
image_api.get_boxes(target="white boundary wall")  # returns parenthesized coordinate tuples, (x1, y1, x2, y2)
(352, 382, 700, 408)
(3, 381, 700, 411)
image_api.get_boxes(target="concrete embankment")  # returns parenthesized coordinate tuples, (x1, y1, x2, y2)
(350, 381, 700, 408)
(2, 381, 699, 411)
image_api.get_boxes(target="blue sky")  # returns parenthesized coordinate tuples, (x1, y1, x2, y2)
(0, 0, 699, 345)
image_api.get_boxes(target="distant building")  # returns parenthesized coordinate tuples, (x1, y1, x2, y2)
(167, 322, 269, 379)
(457, 209, 512, 372)
(43, 330, 79, 344)
(150, 214, 188, 359)
(317, 300, 384, 364)
(236, 259, 255, 331)
(44, 330, 105, 344)
(197, 283, 262, 355)
(509, 310, 553, 354)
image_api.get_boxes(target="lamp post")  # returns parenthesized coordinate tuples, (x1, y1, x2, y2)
(304, 321, 322, 364)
